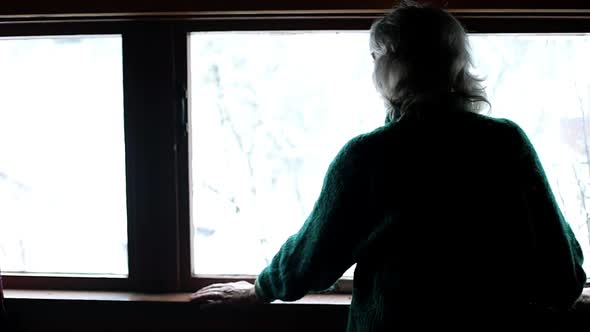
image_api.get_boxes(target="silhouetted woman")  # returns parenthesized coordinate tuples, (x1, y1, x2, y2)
(192, 2, 586, 330)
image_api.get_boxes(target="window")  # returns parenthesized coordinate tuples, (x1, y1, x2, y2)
(0, 4, 588, 293)
(0, 35, 127, 276)
(190, 31, 590, 278)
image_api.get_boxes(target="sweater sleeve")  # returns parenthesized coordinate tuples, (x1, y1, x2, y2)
(255, 135, 377, 302)
(505, 119, 586, 308)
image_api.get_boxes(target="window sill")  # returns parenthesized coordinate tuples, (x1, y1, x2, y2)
(4, 289, 352, 305)
(5, 288, 590, 309)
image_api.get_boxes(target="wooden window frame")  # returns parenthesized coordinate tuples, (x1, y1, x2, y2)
(178, 13, 590, 292)
(0, 0, 589, 19)
(0, 22, 135, 292)
(0, 21, 187, 292)
(1, 2, 590, 293)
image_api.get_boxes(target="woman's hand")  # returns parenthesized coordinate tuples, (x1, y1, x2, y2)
(190, 281, 263, 305)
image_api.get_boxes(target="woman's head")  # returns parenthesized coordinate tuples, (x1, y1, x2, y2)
(370, 1, 488, 118)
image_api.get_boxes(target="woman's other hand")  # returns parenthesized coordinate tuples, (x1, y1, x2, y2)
(190, 281, 262, 304)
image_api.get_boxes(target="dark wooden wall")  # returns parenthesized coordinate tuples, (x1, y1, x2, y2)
(4, 299, 349, 332)
(4, 296, 590, 332)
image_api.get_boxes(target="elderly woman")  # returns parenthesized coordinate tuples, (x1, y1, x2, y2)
(192, 2, 586, 330)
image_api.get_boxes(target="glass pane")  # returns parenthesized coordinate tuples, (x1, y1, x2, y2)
(190, 32, 381, 276)
(0, 35, 128, 276)
(190, 32, 590, 278)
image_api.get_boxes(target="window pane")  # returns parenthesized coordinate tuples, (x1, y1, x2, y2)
(190, 32, 590, 278)
(0, 36, 127, 276)
(190, 32, 381, 276)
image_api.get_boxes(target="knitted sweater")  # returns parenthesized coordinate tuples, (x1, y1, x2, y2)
(255, 104, 586, 331)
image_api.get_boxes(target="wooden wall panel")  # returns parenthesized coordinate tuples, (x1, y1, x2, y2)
(0, 0, 589, 19)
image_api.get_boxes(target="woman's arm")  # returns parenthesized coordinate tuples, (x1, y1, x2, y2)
(255, 135, 379, 302)
(505, 119, 586, 309)
(190, 134, 379, 304)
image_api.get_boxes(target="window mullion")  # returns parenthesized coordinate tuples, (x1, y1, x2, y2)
(173, 27, 193, 292)
(123, 22, 182, 293)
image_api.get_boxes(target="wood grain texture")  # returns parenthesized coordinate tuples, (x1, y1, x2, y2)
(4, 290, 352, 304)
(0, 0, 589, 19)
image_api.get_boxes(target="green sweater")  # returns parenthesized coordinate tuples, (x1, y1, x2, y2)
(255, 104, 586, 330)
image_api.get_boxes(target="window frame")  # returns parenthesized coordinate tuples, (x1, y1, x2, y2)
(0, 0, 589, 19)
(0, 22, 136, 291)
(177, 13, 590, 292)
(0, 5, 589, 293)
(0, 21, 188, 292)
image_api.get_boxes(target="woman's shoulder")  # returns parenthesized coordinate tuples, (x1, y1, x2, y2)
(338, 111, 527, 160)
(345, 123, 392, 150)
(458, 111, 523, 130)
(332, 124, 401, 169)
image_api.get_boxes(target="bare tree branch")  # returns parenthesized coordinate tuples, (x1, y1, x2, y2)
(210, 64, 257, 196)
(575, 88, 590, 180)
(573, 84, 590, 244)
(572, 164, 590, 246)
(553, 175, 568, 212)
(200, 182, 240, 213)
